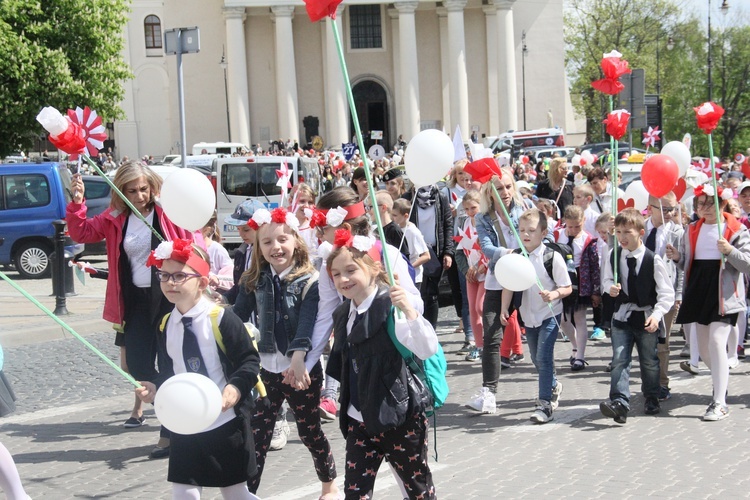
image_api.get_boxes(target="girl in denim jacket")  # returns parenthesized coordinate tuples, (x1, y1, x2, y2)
(233, 207, 339, 499)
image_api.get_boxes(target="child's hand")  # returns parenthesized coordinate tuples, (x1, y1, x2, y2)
(221, 384, 241, 412)
(136, 381, 157, 404)
(283, 351, 311, 390)
(390, 284, 418, 320)
(609, 284, 621, 297)
(591, 294, 601, 308)
(466, 267, 477, 283)
(665, 244, 680, 262)
(644, 315, 659, 333)
(717, 237, 733, 255)
(539, 289, 555, 303)
(499, 309, 509, 325)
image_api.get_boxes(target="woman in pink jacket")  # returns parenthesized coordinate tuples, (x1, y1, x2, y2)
(67, 161, 192, 459)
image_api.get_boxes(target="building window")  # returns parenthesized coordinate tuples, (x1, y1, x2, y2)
(144, 15, 162, 49)
(349, 5, 382, 49)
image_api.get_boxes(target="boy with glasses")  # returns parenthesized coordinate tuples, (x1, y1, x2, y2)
(644, 192, 683, 402)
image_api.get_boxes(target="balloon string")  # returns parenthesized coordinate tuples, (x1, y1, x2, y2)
(397, 194, 418, 255)
(490, 183, 559, 328)
(81, 155, 164, 242)
(707, 134, 726, 266)
(0, 269, 141, 388)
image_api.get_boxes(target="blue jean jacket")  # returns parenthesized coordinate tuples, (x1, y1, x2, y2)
(475, 201, 526, 275)
(233, 266, 319, 355)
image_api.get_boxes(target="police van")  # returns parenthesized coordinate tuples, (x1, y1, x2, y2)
(216, 156, 321, 246)
(483, 128, 565, 153)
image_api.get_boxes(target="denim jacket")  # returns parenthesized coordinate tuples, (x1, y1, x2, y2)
(233, 265, 320, 355)
(476, 200, 527, 274)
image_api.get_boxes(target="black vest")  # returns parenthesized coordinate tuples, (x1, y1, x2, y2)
(611, 247, 657, 309)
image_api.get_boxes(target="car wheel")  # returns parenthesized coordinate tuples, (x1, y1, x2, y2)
(14, 241, 52, 279)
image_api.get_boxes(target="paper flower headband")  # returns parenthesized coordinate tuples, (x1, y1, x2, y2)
(246, 207, 300, 231)
(694, 184, 732, 201)
(146, 238, 210, 277)
(333, 228, 376, 253)
(309, 201, 367, 229)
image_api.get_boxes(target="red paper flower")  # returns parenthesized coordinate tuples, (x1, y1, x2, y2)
(304, 0, 343, 22)
(49, 121, 86, 156)
(145, 252, 162, 269)
(464, 157, 502, 184)
(603, 110, 631, 140)
(694, 102, 725, 135)
(270, 207, 288, 224)
(171, 238, 193, 262)
(591, 50, 631, 96)
(309, 209, 327, 228)
(247, 219, 259, 230)
(334, 228, 353, 248)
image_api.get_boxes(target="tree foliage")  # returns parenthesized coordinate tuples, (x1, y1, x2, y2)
(565, 0, 750, 157)
(0, 0, 132, 157)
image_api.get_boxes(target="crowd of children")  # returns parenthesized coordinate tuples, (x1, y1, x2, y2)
(86, 152, 750, 499)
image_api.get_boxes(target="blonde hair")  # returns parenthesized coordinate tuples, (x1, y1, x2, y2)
(548, 157, 568, 186)
(595, 211, 612, 227)
(326, 245, 389, 288)
(375, 190, 394, 210)
(563, 204, 584, 222)
(573, 183, 595, 201)
(448, 160, 469, 188)
(292, 182, 316, 203)
(241, 223, 315, 291)
(393, 198, 412, 216)
(461, 189, 481, 207)
(479, 167, 524, 214)
(111, 161, 162, 213)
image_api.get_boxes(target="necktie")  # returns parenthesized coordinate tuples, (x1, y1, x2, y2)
(349, 312, 363, 411)
(645, 227, 657, 252)
(273, 275, 288, 355)
(182, 317, 208, 376)
(244, 247, 252, 271)
(626, 257, 638, 303)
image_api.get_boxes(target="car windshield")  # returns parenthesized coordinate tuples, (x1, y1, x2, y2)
(222, 163, 283, 197)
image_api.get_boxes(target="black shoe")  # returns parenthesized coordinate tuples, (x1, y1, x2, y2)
(644, 397, 661, 415)
(500, 356, 512, 369)
(600, 400, 628, 424)
(149, 446, 170, 459)
(658, 386, 672, 401)
(510, 353, 525, 363)
(605, 362, 612, 373)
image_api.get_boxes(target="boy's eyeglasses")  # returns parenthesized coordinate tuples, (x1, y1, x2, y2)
(156, 271, 203, 284)
(649, 204, 678, 213)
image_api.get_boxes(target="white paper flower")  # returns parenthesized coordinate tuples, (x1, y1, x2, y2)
(252, 209, 272, 227)
(703, 184, 715, 197)
(154, 241, 174, 260)
(318, 241, 333, 261)
(285, 211, 300, 231)
(696, 102, 715, 116)
(721, 188, 734, 201)
(326, 206, 348, 227)
(603, 50, 622, 58)
(303, 207, 313, 219)
(36, 106, 69, 136)
(352, 235, 376, 253)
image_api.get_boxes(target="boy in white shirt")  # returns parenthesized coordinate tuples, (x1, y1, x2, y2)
(392, 198, 431, 285)
(500, 209, 572, 423)
(574, 183, 600, 238)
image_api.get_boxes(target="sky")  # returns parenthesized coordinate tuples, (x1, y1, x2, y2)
(678, 0, 743, 27)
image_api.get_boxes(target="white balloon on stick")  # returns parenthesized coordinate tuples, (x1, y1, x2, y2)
(404, 129, 455, 187)
(493, 253, 537, 292)
(624, 180, 649, 211)
(661, 141, 692, 178)
(160, 168, 216, 231)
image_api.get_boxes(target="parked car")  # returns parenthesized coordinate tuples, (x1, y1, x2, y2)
(0, 162, 84, 278)
(77, 176, 111, 256)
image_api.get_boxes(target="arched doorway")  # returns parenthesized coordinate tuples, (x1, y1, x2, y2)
(350, 80, 390, 154)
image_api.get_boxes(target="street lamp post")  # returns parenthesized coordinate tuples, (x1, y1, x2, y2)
(707, 0, 730, 102)
(521, 30, 528, 130)
(220, 46, 231, 142)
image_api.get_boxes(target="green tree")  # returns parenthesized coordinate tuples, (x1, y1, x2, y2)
(564, 0, 749, 156)
(0, 0, 132, 157)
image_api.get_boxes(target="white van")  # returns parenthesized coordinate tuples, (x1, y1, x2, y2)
(216, 156, 321, 246)
(192, 142, 249, 156)
(484, 128, 565, 152)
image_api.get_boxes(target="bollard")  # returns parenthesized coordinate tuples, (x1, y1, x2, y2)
(51, 220, 69, 315)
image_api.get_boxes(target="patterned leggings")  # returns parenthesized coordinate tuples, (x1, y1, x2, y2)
(343, 412, 435, 500)
(248, 362, 336, 493)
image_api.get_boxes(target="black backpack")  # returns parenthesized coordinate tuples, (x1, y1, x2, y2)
(541, 240, 578, 311)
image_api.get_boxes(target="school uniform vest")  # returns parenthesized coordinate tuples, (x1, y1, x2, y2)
(611, 247, 658, 309)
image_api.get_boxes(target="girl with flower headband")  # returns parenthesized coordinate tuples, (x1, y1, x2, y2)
(669, 182, 750, 421)
(232, 207, 339, 499)
(325, 228, 438, 499)
(307, 187, 424, 427)
(138, 239, 261, 499)
(289, 183, 319, 262)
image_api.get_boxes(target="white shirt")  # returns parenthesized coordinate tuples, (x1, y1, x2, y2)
(644, 219, 671, 257)
(602, 244, 674, 323)
(345, 288, 438, 422)
(519, 244, 571, 327)
(557, 229, 591, 268)
(403, 222, 429, 284)
(165, 297, 235, 431)
(258, 265, 293, 374)
(485, 213, 519, 291)
(696, 223, 723, 260)
(206, 241, 232, 275)
(583, 206, 599, 238)
(124, 210, 154, 288)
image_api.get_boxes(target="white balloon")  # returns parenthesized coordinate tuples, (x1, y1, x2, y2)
(571, 154, 582, 167)
(581, 151, 595, 166)
(154, 373, 222, 435)
(404, 129, 454, 187)
(493, 253, 537, 292)
(159, 168, 216, 231)
(624, 180, 649, 211)
(660, 141, 691, 177)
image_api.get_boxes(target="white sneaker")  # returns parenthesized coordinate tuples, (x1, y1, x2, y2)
(728, 357, 740, 370)
(550, 381, 563, 410)
(530, 400, 553, 424)
(270, 418, 290, 450)
(702, 402, 729, 421)
(465, 387, 497, 414)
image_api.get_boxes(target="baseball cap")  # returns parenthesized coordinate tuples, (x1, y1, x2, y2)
(738, 181, 750, 194)
(224, 199, 268, 226)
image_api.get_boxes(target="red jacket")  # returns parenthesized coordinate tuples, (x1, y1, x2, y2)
(66, 202, 192, 325)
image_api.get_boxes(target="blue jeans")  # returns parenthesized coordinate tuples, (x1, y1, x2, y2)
(458, 271, 473, 341)
(609, 320, 660, 409)
(525, 314, 561, 402)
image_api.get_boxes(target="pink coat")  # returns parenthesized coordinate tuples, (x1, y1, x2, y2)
(66, 202, 193, 325)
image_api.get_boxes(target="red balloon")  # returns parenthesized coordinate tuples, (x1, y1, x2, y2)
(521, 155, 529, 164)
(742, 159, 750, 180)
(642, 154, 679, 198)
